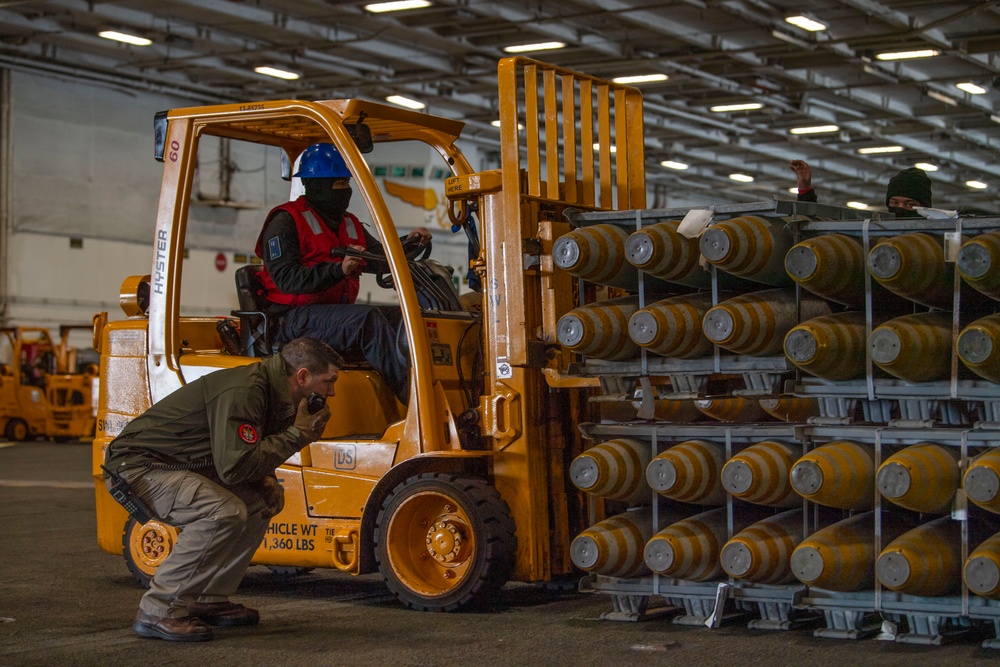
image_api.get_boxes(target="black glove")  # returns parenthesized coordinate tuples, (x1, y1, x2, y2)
(294, 397, 330, 443)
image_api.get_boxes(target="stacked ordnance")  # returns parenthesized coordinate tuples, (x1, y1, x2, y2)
(558, 208, 1000, 644)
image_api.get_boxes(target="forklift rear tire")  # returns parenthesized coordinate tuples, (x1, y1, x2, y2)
(374, 473, 516, 612)
(4, 419, 28, 441)
(122, 517, 179, 588)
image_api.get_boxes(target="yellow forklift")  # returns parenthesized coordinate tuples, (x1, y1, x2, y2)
(92, 57, 644, 610)
(0, 325, 98, 441)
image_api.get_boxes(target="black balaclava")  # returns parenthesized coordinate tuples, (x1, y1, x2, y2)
(303, 178, 352, 226)
(885, 167, 932, 218)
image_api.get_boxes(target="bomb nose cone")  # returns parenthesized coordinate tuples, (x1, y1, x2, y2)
(646, 458, 678, 492)
(556, 314, 586, 347)
(721, 460, 754, 495)
(790, 546, 824, 584)
(721, 542, 753, 577)
(644, 540, 676, 573)
(868, 244, 903, 280)
(785, 328, 819, 363)
(869, 329, 902, 365)
(552, 236, 581, 270)
(790, 460, 824, 495)
(965, 466, 1000, 503)
(569, 456, 599, 491)
(699, 227, 733, 263)
(570, 535, 600, 570)
(629, 311, 659, 346)
(965, 556, 1000, 595)
(703, 309, 735, 343)
(625, 232, 655, 267)
(958, 327, 994, 364)
(876, 551, 911, 589)
(876, 462, 912, 499)
(785, 246, 820, 281)
(958, 242, 993, 279)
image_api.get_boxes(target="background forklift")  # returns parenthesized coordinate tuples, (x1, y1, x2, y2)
(0, 325, 98, 441)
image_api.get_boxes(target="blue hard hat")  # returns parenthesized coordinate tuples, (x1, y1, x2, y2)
(294, 143, 351, 179)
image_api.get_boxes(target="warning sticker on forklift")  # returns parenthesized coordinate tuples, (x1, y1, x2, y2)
(496, 357, 512, 379)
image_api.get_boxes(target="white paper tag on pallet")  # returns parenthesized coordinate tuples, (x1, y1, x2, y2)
(677, 209, 713, 239)
(943, 231, 962, 262)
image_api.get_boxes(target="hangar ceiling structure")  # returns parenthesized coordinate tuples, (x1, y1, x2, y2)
(1, 0, 1000, 212)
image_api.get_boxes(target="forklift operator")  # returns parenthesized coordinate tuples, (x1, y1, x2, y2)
(103, 337, 341, 642)
(255, 142, 431, 404)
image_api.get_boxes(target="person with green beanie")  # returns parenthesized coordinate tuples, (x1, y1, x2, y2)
(789, 160, 932, 218)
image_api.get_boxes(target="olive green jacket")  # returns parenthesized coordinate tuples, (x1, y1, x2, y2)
(105, 354, 309, 485)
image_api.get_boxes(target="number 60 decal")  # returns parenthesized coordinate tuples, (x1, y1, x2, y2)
(168, 140, 180, 162)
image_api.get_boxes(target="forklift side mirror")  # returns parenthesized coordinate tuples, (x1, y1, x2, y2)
(153, 111, 168, 162)
(279, 149, 292, 181)
(346, 116, 374, 154)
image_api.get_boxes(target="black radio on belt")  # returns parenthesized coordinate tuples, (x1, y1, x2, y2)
(101, 465, 154, 525)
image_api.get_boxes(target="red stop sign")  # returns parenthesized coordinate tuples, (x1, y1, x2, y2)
(215, 252, 227, 272)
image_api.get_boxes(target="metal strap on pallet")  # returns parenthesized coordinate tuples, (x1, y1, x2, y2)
(961, 429, 970, 618)
(862, 218, 875, 402)
(950, 217, 963, 400)
(874, 427, 882, 613)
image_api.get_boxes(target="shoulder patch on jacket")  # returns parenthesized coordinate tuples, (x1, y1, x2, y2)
(268, 237, 281, 260)
(238, 423, 259, 444)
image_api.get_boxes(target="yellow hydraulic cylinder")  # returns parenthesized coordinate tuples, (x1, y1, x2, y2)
(694, 397, 768, 423)
(553, 223, 636, 289)
(958, 314, 1000, 383)
(570, 438, 651, 504)
(557, 298, 640, 361)
(644, 507, 728, 580)
(646, 439, 728, 505)
(721, 440, 802, 508)
(876, 517, 961, 596)
(791, 511, 912, 592)
(785, 233, 866, 306)
(964, 449, 1000, 514)
(720, 509, 803, 584)
(965, 530, 1000, 598)
(790, 440, 876, 510)
(703, 289, 832, 356)
(758, 396, 820, 423)
(570, 506, 682, 578)
(784, 312, 868, 381)
(625, 220, 710, 288)
(699, 216, 794, 286)
(958, 230, 1000, 301)
(869, 312, 954, 382)
(867, 232, 957, 309)
(629, 292, 717, 358)
(877, 442, 960, 514)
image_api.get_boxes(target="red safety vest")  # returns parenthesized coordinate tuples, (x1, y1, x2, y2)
(255, 196, 367, 306)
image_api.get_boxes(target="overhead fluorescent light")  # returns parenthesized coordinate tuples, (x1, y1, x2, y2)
(98, 30, 152, 46)
(875, 49, 939, 61)
(710, 103, 764, 113)
(503, 41, 565, 54)
(857, 145, 904, 154)
(784, 16, 827, 32)
(729, 173, 754, 183)
(788, 187, 799, 194)
(991, 114, 1000, 124)
(611, 74, 668, 84)
(386, 95, 425, 109)
(789, 125, 839, 135)
(927, 90, 958, 106)
(914, 162, 938, 172)
(364, 0, 431, 12)
(660, 160, 689, 170)
(491, 120, 524, 130)
(592, 143, 616, 153)
(957, 82, 987, 95)
(254, 66, 300, 80)
(846, 201, 870, 210)
(967, 180, 988, 190)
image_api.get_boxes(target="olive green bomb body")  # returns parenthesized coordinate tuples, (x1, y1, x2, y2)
(570, 438, 652, 504)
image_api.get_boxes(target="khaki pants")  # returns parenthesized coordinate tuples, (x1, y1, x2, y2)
(118, 469, 274, 618)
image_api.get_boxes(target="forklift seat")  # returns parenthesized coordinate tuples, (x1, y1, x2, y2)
(232, 265, 275, 357)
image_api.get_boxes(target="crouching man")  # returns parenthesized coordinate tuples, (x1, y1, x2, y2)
(103, 337, 342, 641)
